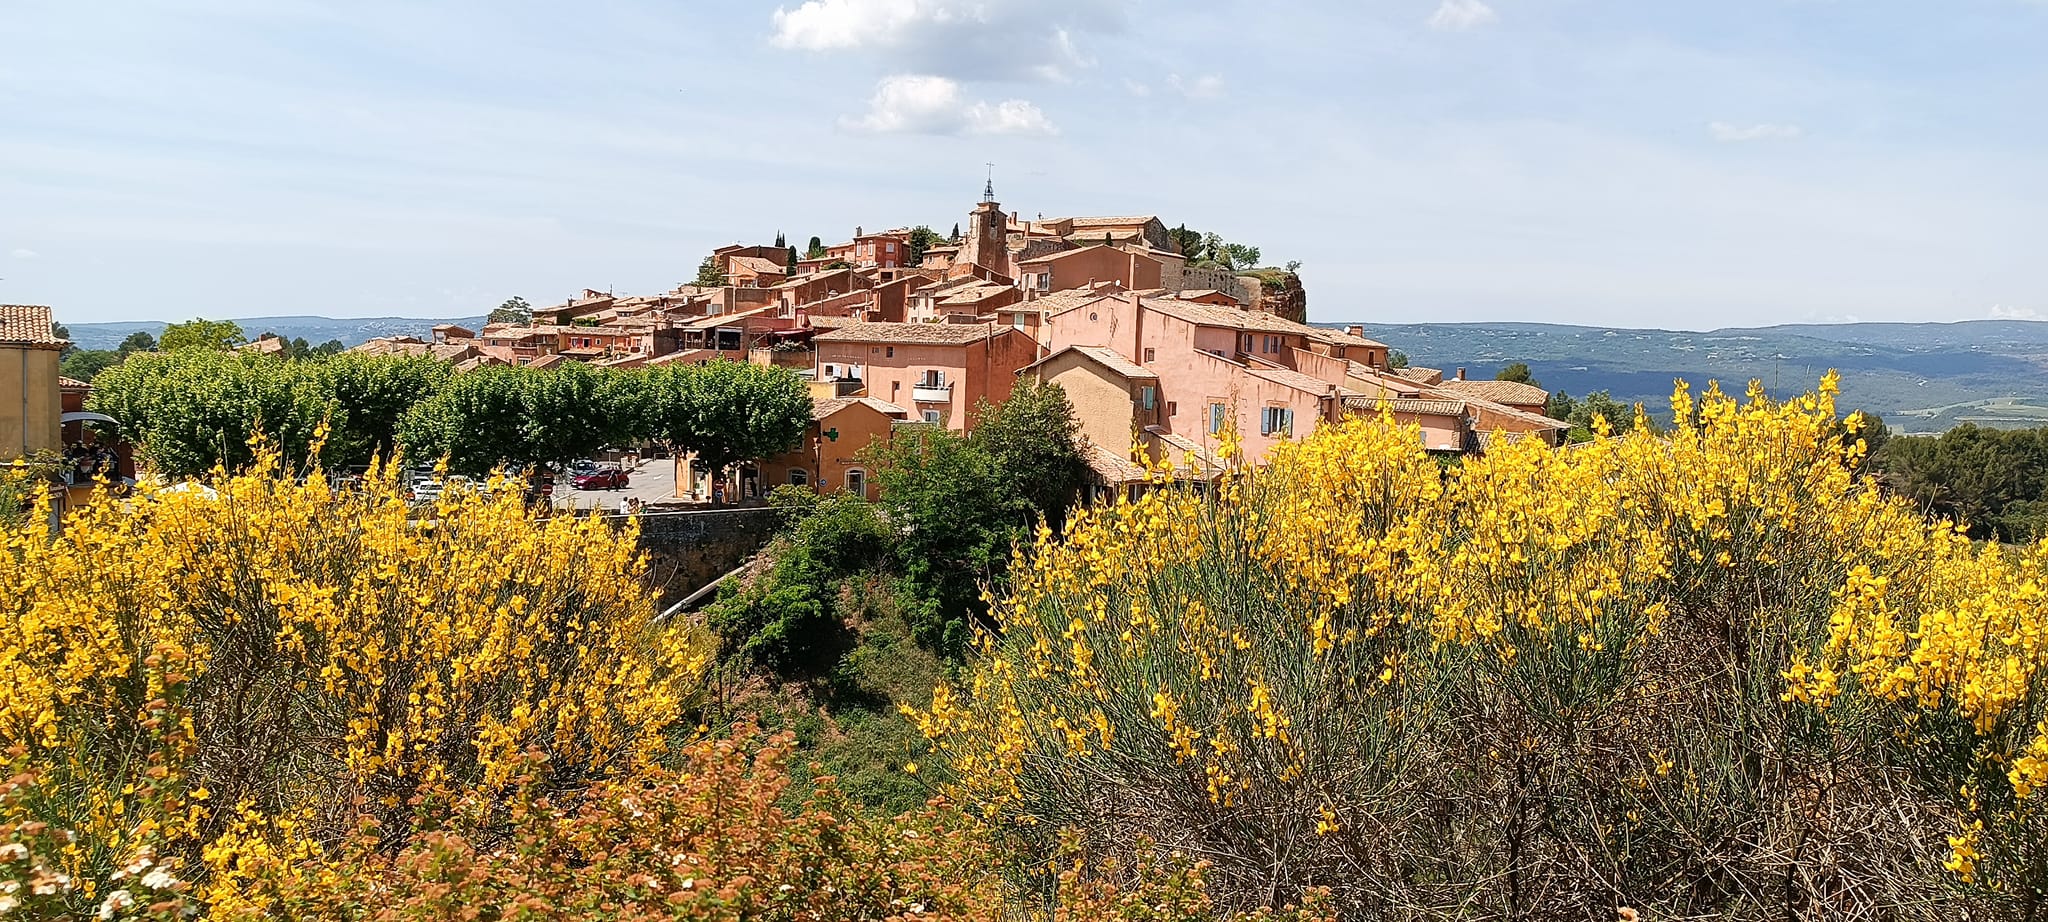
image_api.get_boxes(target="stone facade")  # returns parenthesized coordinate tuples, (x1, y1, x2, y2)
(629, 507, 780, 605)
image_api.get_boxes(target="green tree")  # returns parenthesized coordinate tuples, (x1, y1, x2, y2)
(1285, 259, 1303, 273)
(1545, 389, 1577, 422)
(806, 236, 827, 259)
(645, 360, 810, 476)
(118, 331, 157, 354)
(870, 426, 1016, 654)
(1222, 242, 1261, 269)
(787, 245, 800, 269)
(158, 318, 247, 351)
(1872, 424, 2048, 543)
(906, 226, 944, 266)
(1388, 350, 1411, 370)
(1564, 390, 1642, 443)
(320, 354, 454, 467)
(705, 491, 890, 676)
(487, 296, 532, 326)
(89, 350, 327, 476)
(950, 223, 961, 242)
(51, 322, 72, 356)
(1168, 224, 1203, 259)
(60, 349, 124, 382)
(774, 230, 786, 248)
(868, 383, 1087, 654)
(693, 255, 728, 287)
(1496, 362, 1536, 385)
(969, 380, 1085, 526)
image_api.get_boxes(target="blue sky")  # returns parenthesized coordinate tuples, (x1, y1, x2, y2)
(2, 0, 2042, 328)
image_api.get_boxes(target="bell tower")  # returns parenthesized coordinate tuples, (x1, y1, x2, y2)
(958, 165, 1011, 280)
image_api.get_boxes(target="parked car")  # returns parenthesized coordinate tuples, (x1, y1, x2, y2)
(572, 467, 629, 491)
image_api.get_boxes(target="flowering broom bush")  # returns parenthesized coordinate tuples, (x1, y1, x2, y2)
(235, 727, 1331, 922)
(0, 446, 711, 919)
(912, 374, 2048, 920)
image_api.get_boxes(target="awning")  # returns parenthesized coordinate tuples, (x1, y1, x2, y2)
(61, 411, 120, 426)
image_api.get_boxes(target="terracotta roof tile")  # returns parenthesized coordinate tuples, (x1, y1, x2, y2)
(58, 376, 91, 390)
(1344, 396, 1469, 417)
(812, 321, 1004, 346)
(1024, 345, 1158, 380)
(0, 304, 62, 345)
(1436, 378, 1550, 407)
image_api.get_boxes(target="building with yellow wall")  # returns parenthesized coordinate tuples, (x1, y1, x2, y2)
(1, 304, 65, 461)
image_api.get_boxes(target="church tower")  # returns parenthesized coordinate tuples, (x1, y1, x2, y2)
(957, 172, 1011, 281)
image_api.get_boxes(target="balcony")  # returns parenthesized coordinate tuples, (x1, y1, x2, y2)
(912, 382, 953, 403)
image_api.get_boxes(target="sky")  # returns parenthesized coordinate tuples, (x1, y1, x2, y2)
(1, 0, 2043, 329)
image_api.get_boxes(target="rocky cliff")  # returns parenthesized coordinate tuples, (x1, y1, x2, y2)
(1234, 270, 1307, 324)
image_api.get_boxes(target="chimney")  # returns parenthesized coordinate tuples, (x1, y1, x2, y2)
(1456, 367, 1467, 381)
(1347, 325, 1365, 338)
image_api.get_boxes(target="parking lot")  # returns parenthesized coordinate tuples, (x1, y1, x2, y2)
(552, 459, 677, 513)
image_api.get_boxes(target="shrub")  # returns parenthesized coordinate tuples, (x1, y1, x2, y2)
(0, 447, 711, 919)
(912, 374, 2048, 919)
(227, 728, 1333, 922)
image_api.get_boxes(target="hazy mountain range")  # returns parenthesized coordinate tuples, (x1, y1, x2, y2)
(1353, 319, 2048, 433)
(63, 315, 2048, 434)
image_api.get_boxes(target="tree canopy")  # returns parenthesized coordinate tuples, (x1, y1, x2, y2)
(158, 318, 247, 351)
(905, 225, 943, 266)
(486, 296, 532, 326)
(1496, 362, 1536, 385)
(643, 360, 812, 472)
(692, 256, 728, 287)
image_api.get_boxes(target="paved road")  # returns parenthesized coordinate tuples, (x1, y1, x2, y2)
(552, 459, 677, 512)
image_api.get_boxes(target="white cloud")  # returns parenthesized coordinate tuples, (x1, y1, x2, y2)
(840, 74, 1055, 136)
(1709, 121, 1804, 142)
(1167, 73, 1225, 100)
(769, 0, 1127, 81)
(1428, 0, 1498, 31)
(1124, 79, 1151, 97)
(8, 248, 38, 260)
(1990, 304, 2045, 321)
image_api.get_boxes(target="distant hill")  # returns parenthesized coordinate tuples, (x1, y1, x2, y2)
(63, 315, 490, 351)
(1338, 319, 2048, 434)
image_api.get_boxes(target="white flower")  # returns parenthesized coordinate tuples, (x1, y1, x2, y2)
(778, 884, 793, 893)
(680, 878, 695, 890)
(140, 868, 178, 891)
(0, 893, 18, 914)
(0, 843, 26, 861)
(96, 889, 134, 920)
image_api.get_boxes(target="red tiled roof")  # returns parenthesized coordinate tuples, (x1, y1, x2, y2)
(0, 304, 62, 346)
(1344, 396, 1469, 417)
(58, 376, 91, 390)
(813, 321, 1004, 346)
(1024, 345, 1158, 380)
(1436, 378, 1550, 407)
(813, 396, 909, 419)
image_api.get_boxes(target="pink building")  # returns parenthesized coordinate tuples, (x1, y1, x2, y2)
(812, 321, 1041, 430)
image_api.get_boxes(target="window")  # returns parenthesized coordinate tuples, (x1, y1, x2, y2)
(1140, 386, 1156, 410)
(1209, 402, 1228, 435)
(885, 241, 896, 252)
(823, 363, 838, 377)
(1039, 273, 1052, 291)
(845, 470, 865, 496)
(923, 409, 943, 424)
(885, 346, 895, 357)
(789, 469, 809, 486)
(1261, 406, 1296, 437)
(1166, 401, 1177, 417)
(920, 369, 944, 388)
(1142, 347, 1155, 363)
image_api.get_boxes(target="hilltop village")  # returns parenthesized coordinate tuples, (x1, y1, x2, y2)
(334, 188, 1566, 498)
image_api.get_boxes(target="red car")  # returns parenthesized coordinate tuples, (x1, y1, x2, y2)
(572, 468, 629, 490)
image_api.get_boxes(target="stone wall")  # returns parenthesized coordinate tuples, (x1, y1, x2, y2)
(625, 506, 780, 605)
